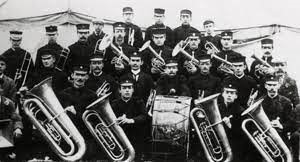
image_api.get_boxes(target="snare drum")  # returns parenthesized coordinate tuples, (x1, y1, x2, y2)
(151, 95, 191, 158)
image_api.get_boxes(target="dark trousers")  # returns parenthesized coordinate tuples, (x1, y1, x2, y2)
(290, 131, 300, 162)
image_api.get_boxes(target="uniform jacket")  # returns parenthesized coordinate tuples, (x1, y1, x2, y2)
(278, 74, 300, 107)
(173, 24, 199, 45)
(0, 96, 23, 130)
(0, 74, 17, 102)
(87, 31, 106, 52)
(145, 23, 174, 48)
(156, 74, 191, 96)
(124, 22, 144, 49)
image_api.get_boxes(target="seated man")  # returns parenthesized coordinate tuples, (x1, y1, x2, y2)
(111, 77, 147, 160)
(0, 55, 17, 101)
(156, 58, 190, 96)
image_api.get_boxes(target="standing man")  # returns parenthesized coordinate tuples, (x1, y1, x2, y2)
(111, 77, 147, 160)
(102, 22, 136, 79)
(66, 24, 93, 74)
(2, 30, 35, 90)
(200, 20, 222, 53)
(87, 18, 106, 54)
(122, 7, 144, 50)
(173, 9, 199, 45)
(35, 25, 63, 70)
(222, 56, 257, 107)
(145, 8, 174, 48)
(156, 58, 190, 96)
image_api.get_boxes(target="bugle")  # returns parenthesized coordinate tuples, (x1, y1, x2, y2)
(14, 51, 31, 88)
(22, 77, 86, 161)
(82, 92, 135, 162)
(190, 93, 233, 162)
(55, 48, 70, 72)
(241, 98, 292, 162)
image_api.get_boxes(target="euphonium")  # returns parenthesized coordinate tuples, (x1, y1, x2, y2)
(22, 77, 86, 161)
(82, 92, 135, 162)
(241, 98, 292, 162)
(190, 93, 233, 162)
(55, 48, 70, 72)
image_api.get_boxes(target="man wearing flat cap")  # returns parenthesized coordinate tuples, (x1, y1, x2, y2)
(200, 19, 222, 53)
(156, 58, 190, 96)
(173, 9, 200, 45)
(2, 30, 35, 90)
(145, 8, 174, 48)
(140, 27, 173, 82)
(66, 24, 93, 74)
(35, 25, 63, 70)
(122, 7, 144, 49)
(86, 54, 118, 100)
(87, 18, 106, 54)
(102, 22, 136, 79)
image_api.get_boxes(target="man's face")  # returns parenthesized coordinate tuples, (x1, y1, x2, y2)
(77, 31, 89, 42)
(152, 34, 166, 46)
(71, 70, 89, 87)
(41, 55, 56, 68)
(221, 36, 233, 49)
(10, 39, 21, 49)
(123, 13, 134, 23)
(261, 44, 273, 56)
(93, 23, 104, 33)
(154, 14, 165, 24)
(0, 61, 6, 74)
(265, 81, 280, 97)
(90, 60, 104, 74)
(189, 37, 200, 49)
(232, 62, 245, 76)
(119, 84, 134, 99)
(129, 57, 143, 70)
(47, 33, 58, 44)
(114, 28, 126, 42)
(165, 65, 178, 77)
(204, 23, 215, 34)
(222, 89, 238, 103)
(199, 60, 211, 75)
(180, 14, 191, 25)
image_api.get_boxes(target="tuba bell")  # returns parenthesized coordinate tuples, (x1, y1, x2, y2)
(22, 77, 86, 161)
(241, 98, 292, 162)
(190, 93, 233, 162)
(82, 92, 135, 162)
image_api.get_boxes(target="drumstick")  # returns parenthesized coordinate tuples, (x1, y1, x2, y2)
(207, 115, 233, 128)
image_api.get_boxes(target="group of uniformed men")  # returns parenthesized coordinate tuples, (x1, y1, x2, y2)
(0, 6, 299, 162)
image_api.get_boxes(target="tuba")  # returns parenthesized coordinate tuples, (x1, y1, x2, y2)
(22, 77, 86, 161)
(190, 93, 233, 162)
(55, 48, 70, 72)
(14, 51, 32, 88)
(82, 92, 135, 162)
(241, 98, 292, 162)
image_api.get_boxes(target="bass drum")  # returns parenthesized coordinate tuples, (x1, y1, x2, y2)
(151, 95, 191, 159)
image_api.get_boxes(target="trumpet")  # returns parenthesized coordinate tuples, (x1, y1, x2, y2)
(82, 92, 135, 162)
(190, 93, 233, 162)
(128, 28, 135, 46)
(14, 51, 31, 88)
(55, 48, 70, 72)
(22, 77, 86, 161)
(241, 98, 292, 162)
(139, 40, 166, 73)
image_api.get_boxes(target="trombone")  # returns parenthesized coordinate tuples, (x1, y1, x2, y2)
(55, 48, 70, 72)
(14, 51, 31, 88)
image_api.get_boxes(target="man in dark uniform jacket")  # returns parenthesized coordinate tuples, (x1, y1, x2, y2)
(86, 54, 118, 100)
(222, 55, 257, 108)
(102, 22, 136, 79)
(111, 77, 147, 160)
(211, 30, 243, 79)
(188, 54, 221, 100)
(173, 9, 200, 45)
(35, 25, 63, 70)
(2, 30, 35, 89)
(33, 49, 69, 92)
(250, 38, 276, 83)
(140, 27, 173, 82)
(176, 32, 206, 78)
(122, 7, 144, 49)
(66, 24, 93, 74)
(87, 18, 106, 55)
(120, 52, 154, 104)
(58, 65, 101, 160)
(156, 58, 190, 96)
(200, 20, 222, 53)
(144, 8, 174, 48)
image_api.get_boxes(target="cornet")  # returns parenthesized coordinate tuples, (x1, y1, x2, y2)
(93, 38, 106, 55)
(251, 54, 276, 76)
(172, 40, 200, 69)
(55, 48, 70, 72)
(95, 81, 110, 97)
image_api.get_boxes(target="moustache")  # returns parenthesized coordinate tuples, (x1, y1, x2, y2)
(264, 51, 271, 55)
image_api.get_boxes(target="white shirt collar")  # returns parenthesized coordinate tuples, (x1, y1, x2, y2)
(93, 71, 103, 77)
(131, 69, 140, 75)
(235, 73, 245, 79)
